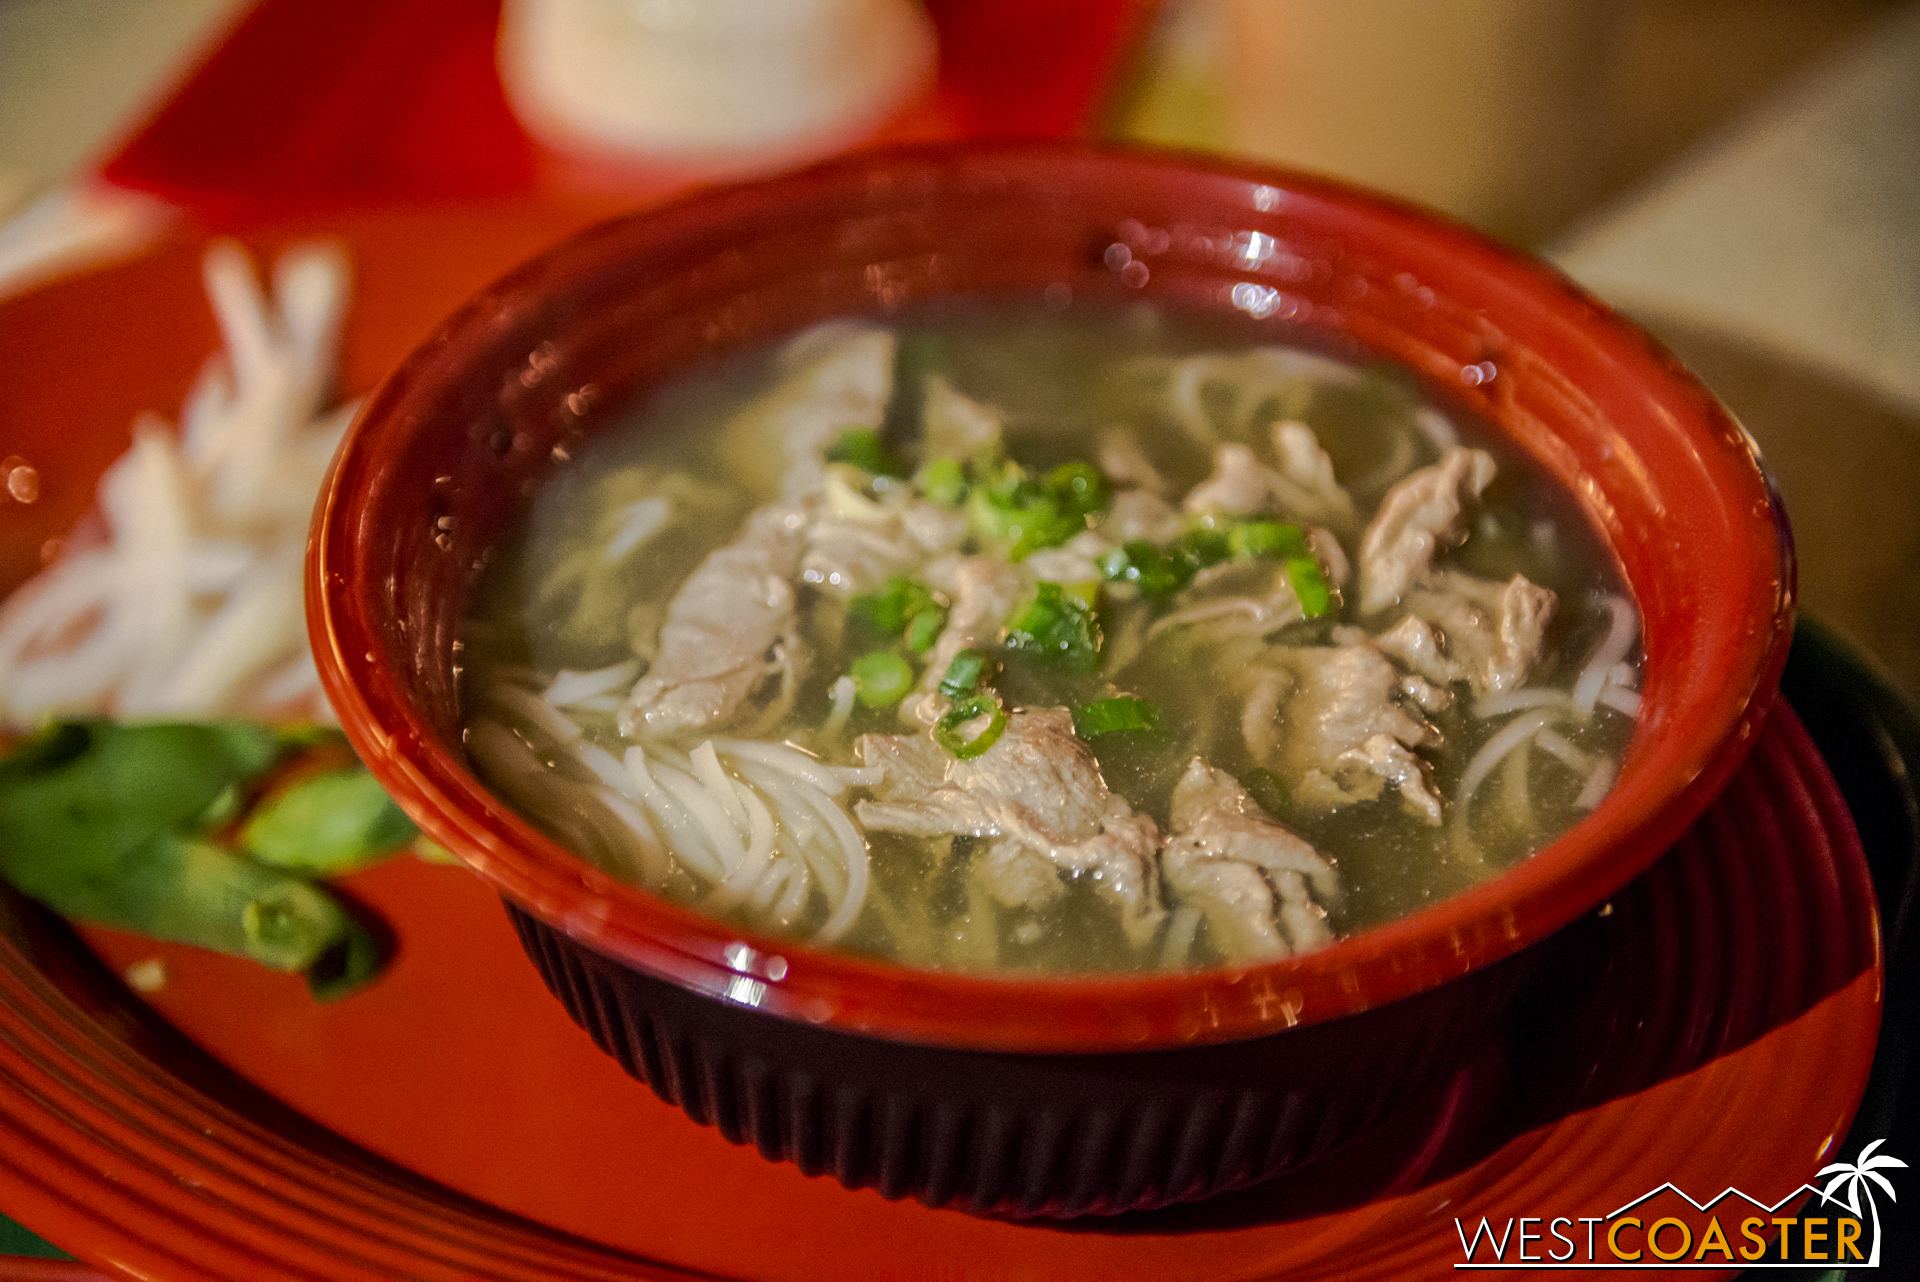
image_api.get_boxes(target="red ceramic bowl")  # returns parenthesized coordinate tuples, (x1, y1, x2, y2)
(309, 142, 1793, 1215)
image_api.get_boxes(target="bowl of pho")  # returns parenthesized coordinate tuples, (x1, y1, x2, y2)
(310, 142, 1793, 1217)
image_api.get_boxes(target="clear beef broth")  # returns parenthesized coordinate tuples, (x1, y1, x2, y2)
(461, 298, 1641, 972)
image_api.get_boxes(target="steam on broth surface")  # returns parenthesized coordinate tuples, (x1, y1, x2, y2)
(461, 300, 1641, 972)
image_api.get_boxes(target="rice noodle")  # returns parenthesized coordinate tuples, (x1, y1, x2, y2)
(622, 746, 725, 880)
(774, 855, 811, 923)
(1575, 759, 1618, 810)
(571, 740, 637, 794)
(603, 496, 672, 562)
(1414, 406, 1460, 452)
(1498, 736, 1533, 825)
(1343, 428, 1418, 496)
(738, 762, 848, 903)
(483, 681, 583, 747)
(1471, 687, 1568, 719)
(1459, 708, 1556, 800)
(592, 785, 669, 883)
(821, 675, 857, 738)
(1533, 727, 1595, 774)
(785, 775, 870, 941)
(1597, 684, 1642, 717)
(710, 778, 778, 908)
(468, 721, 606, 856)
(543, 660, 640, 707)
(714, 736, 879, 792)
(690, 740, 749, 832)
(750, 856, 792, 912)
(1573, 596, 1638, 715)
(651, 760, 746, 874)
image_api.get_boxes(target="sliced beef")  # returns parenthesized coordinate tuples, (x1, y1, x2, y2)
(1335, 734, 1443, 825)
(1183, 443, 1278, 517)
(1023, 531, 1110, 587)
(1160, 758, 1339, 960)
(1307, 525, 1351, 590)
(854, 707, 1166, 945)
(1150, 557, 1303, 641)
(1376, 571, 1557, 698)
(1357, 447, 1496, 613)
(922, 376, 1003, 459)
(720, 325, 894, 499)
(1097, 429, 1169, 494)
(802, 498, 967, 597)
(1269, 421, 1358, 529)
(1181, 422, 1356, 530)
(619, 501, 811, 738)
(903, 556, 1032, 723)
(1254, 639, 1444, 822)
(1103, 488, 1186, 543)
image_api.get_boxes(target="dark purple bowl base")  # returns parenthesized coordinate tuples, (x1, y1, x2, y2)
(507, 905, 1532, 1219)
(503, 700, 1879, 1222)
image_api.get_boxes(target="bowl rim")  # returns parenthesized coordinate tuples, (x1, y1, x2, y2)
(310, 139, 1794, 1053)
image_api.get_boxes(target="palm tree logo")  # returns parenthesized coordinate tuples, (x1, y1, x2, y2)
(1817, 1138, 1908, 1267)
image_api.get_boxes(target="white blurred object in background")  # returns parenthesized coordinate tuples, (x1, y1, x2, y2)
(498, 0, 937, 172)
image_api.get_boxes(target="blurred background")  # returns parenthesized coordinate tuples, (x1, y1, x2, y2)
(0, 0, 1912, 706)
(0, 0, 1913, 688)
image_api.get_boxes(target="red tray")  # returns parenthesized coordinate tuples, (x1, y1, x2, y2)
(0, 197, 1885, 1282)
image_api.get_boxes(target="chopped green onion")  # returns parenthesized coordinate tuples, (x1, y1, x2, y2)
(851, 651, 915, 707)
(1240, 767, 1291, 820)
(1071, 696, 1161, 738)
(1045, 461, 1110, 519)
(1102, 540, 1186, 598)
(1170, 527, 1233, 578)
(934, 694, 1008, 760)
(1285, 555, 1333, 618)
(904, 608, 945, 653)
(849, 576, 942, 637)
(938, 648, 992, 698)
(825, 427, 904, 477)
(1057, 578, 1100, 611)
(915, 456, 968, 507)
(1230, 520, 1310, 560)
(965, 457, 1091, 559)
(1003, 582, 1101, 671)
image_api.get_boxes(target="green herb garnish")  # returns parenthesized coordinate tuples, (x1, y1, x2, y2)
(937, 648, 993, 698)
(934, 694, 1008, 760)
(0, 720, 404, 999)
(1071, 696, 1162, 738)
(1002, 582, 1102, 671)
(1285, 555, 1333, 618)
(825, 427, 904, 477)
(851, 651, 916, 708)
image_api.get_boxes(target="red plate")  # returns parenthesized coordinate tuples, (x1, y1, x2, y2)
(0, 209, 1883, 1280)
